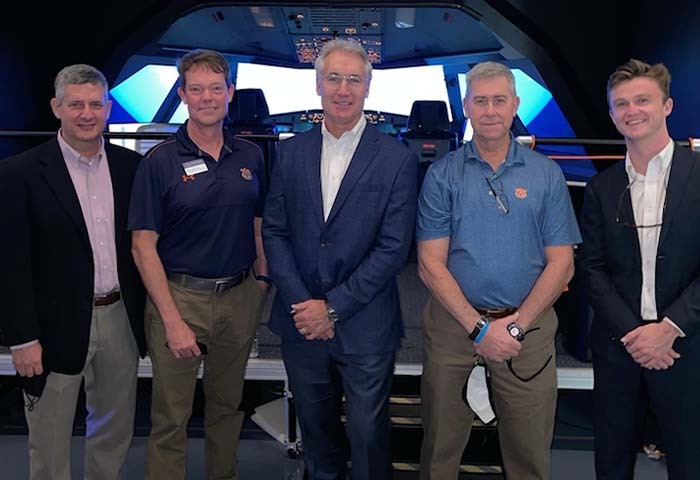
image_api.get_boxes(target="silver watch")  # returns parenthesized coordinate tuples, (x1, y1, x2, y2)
(326, 304, 340, 324)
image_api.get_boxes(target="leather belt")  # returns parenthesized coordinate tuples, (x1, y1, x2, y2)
(475, 307, 517, 319)
(167, 269, 250, 294)
(94, 290, 121, 307)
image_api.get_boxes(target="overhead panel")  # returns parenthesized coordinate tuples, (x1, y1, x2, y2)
(284, 7, 383, 64)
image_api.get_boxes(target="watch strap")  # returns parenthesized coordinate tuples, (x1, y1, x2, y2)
(469, 314, 490, 341)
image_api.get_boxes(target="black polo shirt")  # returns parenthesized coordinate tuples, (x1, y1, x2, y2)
(128, 122, 266, 277)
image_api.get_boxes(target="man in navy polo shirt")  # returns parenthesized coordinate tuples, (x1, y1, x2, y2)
(416, 61, 581, 479)
(128, 49, 269, 480)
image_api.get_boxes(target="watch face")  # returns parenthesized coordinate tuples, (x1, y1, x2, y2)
(508, 323, 523, 340)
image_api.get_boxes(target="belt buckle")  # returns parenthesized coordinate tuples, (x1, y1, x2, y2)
(214, 278, 231, 294)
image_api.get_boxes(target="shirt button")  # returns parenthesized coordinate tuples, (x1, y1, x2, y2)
(96, 218, 101, 223)
(92, 195, 97, 200)
(99, 241, 105, 246)
(488, 191, 493, 196)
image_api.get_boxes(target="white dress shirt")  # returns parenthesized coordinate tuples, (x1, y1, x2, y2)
(625, 139, 684, 336)
(320, 116, 367, 220)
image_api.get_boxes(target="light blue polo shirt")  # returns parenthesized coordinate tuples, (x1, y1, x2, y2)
(416, 137, 581, 308)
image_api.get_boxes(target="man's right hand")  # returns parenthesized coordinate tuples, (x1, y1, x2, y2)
(473, 315, 522, 363)
(164, 319, 201, 359)
(12, 342, 43, 377)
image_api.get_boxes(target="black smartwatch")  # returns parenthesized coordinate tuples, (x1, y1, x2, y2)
(507, 322, 525, 342)
(469, 314, 490, 341)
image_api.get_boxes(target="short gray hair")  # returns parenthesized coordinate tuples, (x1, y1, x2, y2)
(465, 61, 516, 98)
(54, 64, 109, 105)
(315, 39, 372, 81)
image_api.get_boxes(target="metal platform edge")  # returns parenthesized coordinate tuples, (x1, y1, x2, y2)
(0, 354, 593, 390)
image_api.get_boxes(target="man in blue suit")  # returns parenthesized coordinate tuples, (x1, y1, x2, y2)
(262, 39, 417, 479)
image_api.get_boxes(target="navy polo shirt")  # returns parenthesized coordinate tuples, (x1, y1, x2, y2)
(128, 122, 266, 278)
(416, 137, 581, 308)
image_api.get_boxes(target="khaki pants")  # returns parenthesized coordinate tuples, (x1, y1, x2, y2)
(144, 274, 265, 480)
(26, 299, 139, 480)
(419, 298, 558, 480)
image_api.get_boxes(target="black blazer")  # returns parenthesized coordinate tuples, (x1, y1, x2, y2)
(579, 145, 700, 343)
(0, 137, 146, 374)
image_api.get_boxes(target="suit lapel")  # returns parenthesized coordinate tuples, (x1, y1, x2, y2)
(612, 163, 642, 265)
(659, 145, 693, 246)
(325, 125, 379, 225)
(40, 139, 90, 246)
(303, 127, 325, 227)
(106, 145, 128, 247)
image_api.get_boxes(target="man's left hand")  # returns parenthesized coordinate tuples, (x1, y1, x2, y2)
(621, 322, 680, 369)
(292, 299, 335, 340)
(474, 315, 522, 363)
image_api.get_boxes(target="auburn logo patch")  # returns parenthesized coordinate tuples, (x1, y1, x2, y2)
(240, 168, 253, 180)
(514, 187, 527, 199)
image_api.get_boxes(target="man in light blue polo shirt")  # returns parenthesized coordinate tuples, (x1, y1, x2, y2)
(417, 61, 581, 480)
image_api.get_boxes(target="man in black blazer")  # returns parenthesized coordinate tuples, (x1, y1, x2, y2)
(579, 59, 700, 479)
(0, 64, 146, 479)
(263, 39, 417, 479)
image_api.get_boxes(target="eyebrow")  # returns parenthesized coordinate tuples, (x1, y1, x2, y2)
(472, 95, 508, 100)
(327, 72, 362, 77)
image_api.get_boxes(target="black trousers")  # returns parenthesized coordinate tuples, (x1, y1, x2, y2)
(591, 325, 700, 480)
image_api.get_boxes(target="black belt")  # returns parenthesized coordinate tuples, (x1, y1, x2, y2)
(94, 290, 121, 307)
(475, 307, 517, 319)
(167, 270, 250, 293)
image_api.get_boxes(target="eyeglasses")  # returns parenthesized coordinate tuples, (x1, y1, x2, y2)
(615, 179, 665, 229)
(321, 73, 366, 88)
(485, 176, 509, 215)
(507, 327, 553, 383)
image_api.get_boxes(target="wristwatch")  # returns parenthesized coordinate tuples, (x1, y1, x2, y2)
(507, 322, 525, 342)
(326, 303, 340, 326)
(469, 314, 490, 341)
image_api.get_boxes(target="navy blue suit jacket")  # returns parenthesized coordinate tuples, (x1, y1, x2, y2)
(579, 145, 700, 344)
(0, 138, 147, 374)
(262, 124, 417, 355)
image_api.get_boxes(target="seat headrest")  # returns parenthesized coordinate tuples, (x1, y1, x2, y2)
(229, 88, 270, 124)
(407, 101, 450, 133)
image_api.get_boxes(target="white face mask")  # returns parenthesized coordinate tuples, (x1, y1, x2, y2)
(463, 363, 496, 424)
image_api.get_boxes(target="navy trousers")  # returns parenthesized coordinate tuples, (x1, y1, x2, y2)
(282, 340, 395, 480)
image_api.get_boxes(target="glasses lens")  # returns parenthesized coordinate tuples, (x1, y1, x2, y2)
(324, 73, 364, 87)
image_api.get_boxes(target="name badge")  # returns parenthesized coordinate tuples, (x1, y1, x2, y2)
(182, 159, 208, 176)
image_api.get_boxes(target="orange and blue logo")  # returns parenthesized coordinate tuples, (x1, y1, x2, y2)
(514, 187, 527, 199)
(240, 168, 253, 181)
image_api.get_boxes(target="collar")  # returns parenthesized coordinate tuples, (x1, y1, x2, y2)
(175, 120, 236, 159)
(321, 115, 367, 142)
(463, 133, 524, 169)
(57, 130, 105, 167)
(624, 139, 674, 182)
